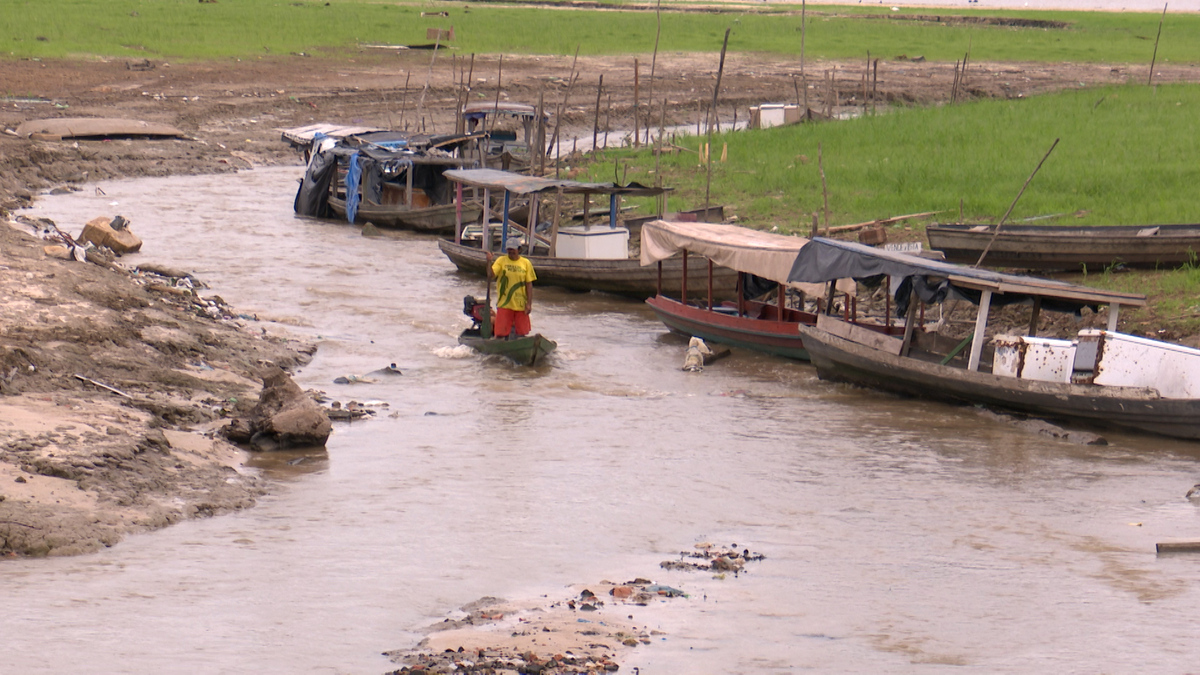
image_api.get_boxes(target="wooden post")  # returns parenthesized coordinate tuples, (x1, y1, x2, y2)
(1027, 298, 1041, 336)
(778, 281, 786, 322)
(1107, 303, 1121, 332)
(647, 0, 661, 146)
(482, 187, 491, 252)
(536, 88, 546, 174)
(405, 161, 414, 208)
(633, 58, 640, 148)
(811, 213, 819, 238)
(681, 249, 689, 305)
(708, 260, 714, 311)
(454, 181, 463, 243)
(736, 273, 744, 317)
(593, 74, 604, 155)
(967, 289, 993, 372)
(818, 142, 829, 230)
(501, 190, 512, 251)
(657, 260, 663, 295)
(800, 0, 807, 98)
(900, 291, 918, 357)
(529, 196, 540, 249)
(550, 187, 563, 257)
(704, 28, 731, 209)
(1149, 3, 1168, 86)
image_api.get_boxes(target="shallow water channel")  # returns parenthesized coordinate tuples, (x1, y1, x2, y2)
(6, 167, 1200, 674)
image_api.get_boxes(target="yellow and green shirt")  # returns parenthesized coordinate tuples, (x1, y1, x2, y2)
(491, 255, 537, 311)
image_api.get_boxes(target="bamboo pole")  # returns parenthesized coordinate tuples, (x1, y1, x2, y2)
(704, 28, 731, 208)
(818, 141, 829, 230)
(634, 58, 640, 148)
(593, 74, 604, 155)
(974, 138, 1061, 268)
(647, 0, 662, 146)
(1149, 3, 1168, 86)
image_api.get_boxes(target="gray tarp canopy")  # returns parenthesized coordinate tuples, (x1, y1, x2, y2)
(639, 220, 853, 296)
(443, 168, 669, 196)
(788, 237, 1146, 312)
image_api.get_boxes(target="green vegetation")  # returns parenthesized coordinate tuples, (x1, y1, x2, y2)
(579, 83, 1200, 230)
(2, 0, 1200, 63)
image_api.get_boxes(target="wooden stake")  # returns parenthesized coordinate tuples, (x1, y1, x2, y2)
(593, 73, 604, 155)
(974, 138, 1060, 268)
(1149, 3, 1168, 86)
(703, 29, 730, 207)
(647, 0, 662, 146)
(634, 58, 640, 148)
(818, 141, 829, 229)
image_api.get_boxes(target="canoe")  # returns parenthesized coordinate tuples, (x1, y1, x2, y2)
(926, 222, 1200, 270)
(439, 238, 737, 300)
(458, 328, 556, 366)
(787, 237, 1200, 440)
(646, 296, 818, 360)
(328, 197, 482, 233)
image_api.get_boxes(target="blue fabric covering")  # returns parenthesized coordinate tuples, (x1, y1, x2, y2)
(345, 151, 361, 223)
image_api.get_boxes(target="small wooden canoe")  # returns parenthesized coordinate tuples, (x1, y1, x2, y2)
(458, 328, 557, 366)
(926, 222, 1200, 270)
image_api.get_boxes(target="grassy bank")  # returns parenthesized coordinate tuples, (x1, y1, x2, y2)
(579, 83, 1200, 229)
(2, 0, 1200, 63)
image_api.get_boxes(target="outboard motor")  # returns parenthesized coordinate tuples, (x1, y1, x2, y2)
(462, 295, 487, 328)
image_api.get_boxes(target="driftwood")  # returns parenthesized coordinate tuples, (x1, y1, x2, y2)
(73, 374, 133, 399)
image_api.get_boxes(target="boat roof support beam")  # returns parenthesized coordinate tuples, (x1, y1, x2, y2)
(967, 289, 993, 372)
(1107, 303, 1120, 332)
(1027, 298, 1041, 337)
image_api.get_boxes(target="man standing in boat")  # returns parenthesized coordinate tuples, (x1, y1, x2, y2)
(486, 237, 536, 339)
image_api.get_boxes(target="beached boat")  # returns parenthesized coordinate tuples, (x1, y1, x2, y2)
(438, 168, 737, 299)
(294, 130, 482, 233)
(788, 237, 1200, 440)
(458, 295, 556, 366)
(639, 220, 879, 360)
(926, 222, 1200, 270)
(460, 101, 549, 174)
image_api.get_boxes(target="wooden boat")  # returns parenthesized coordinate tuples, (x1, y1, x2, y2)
(439, 238, 731, 299)
(457, 328, 557, 366)
(926, 222, 1200, 270)
(327, 196, 481, 233)
(640, 220, 882, 360)
(788, 237, 1200, 441)
(294, 130, 480, 233)
(458, 294, 556, 366)
(439, 168, 737, 299)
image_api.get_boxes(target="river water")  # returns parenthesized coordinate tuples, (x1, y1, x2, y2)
(5, 166, 1200, 674)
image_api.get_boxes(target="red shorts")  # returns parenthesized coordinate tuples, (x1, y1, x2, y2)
(493, 307, 531, 338)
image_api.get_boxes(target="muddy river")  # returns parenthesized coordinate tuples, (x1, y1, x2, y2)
(5, 167, 1200, 674)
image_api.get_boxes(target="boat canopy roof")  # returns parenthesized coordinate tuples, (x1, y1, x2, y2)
(462, 101, 547, 119)
(279, 123, 385, 147)
(640, 220, 852, 296)
(788, 237, 1147, 310)
(443, 168, 669, 196)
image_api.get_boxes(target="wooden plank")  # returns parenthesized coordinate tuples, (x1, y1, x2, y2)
(1156, 541, 1200, 553)
(816, 314, 903, 356)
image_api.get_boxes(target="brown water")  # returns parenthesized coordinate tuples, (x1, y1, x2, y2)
(6, 167, 1200, 674)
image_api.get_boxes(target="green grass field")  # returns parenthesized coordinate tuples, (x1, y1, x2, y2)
(581, 83, 1200, 230)
(1, 0, 1198, 64)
